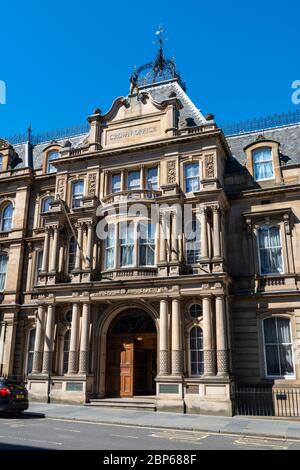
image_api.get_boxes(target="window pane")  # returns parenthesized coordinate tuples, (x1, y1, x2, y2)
(263, 317, 277, 343)
(42, 197, 54, 212)
(190, 327, 204, 376)
(112, 174, 121, 193)
(128, 171, 140, 190)
(277, 317, 291, 343)
(68, 238, 76, 272)
(47, 151, 59, 173)
(253, 149, 274, 180)
(1, 203, 13, 232)
(72, 181, 84, 208)
(147, 167, 158, 190)
(259, 226, 283, 274)
(0, 254, 7, 290)
(265, 345, 280, 375)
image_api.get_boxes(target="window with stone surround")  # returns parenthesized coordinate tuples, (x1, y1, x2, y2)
(258, 225, 283, 275)
(263, 317, 295, 378)
(190, 326, 204, 376)
(71, 180, 84, 208)
(184, 162, 200, 193)
(186, 216, 201, 264)
(0, 253, 8, 291)
(27, 329, 36, 374)
(47, 150, 59, 174)
(146, 167, 158, 190)
(111, 173, 121, 193)
(0, 202, 13, 232)
(253, 147, 274, 181)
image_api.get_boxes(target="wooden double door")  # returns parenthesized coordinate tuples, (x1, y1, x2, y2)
(106, 333, 157, 397)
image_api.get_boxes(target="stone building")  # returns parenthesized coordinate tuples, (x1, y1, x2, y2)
(0, 46, 300, 416)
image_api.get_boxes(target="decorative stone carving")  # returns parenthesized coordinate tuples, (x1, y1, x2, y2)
(79, 350, 89, 374)
(204, 349, 215, 376)
(167, 160, 176, 184)
(283, 212, 291, 235)
(42, 351, 52, 374)
(204, 154, 215, 179)
(87, 173, 97, 197)
(172, 350, 183, 375)
(217, 350, 229, 376)
(159, 350, 170, 375)
(91, 287, 169, 297)
(56, 178, 66, 201)
(68, 350, 78, 374)
(32, 351, 43, 374)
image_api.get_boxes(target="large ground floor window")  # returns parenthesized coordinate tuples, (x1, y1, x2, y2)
(263, 317, 295, 378)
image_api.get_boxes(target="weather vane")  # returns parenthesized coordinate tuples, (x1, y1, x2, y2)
(153, 24, 168, 49)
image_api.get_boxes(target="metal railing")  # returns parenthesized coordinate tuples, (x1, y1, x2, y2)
(232, 385, 300, 417)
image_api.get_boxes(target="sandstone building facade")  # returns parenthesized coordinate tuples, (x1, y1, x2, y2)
(0, 48, 300, 416)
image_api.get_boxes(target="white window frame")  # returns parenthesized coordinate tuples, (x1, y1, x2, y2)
(127, 170, 140, 190)
(138, 222, 156, 267)
(111, 173, 121, 193)
(186, 216, 201, 264)
(0, 253, 8, 291)
(47, 151, 59, 174)
(262, 316, 295, 379)
(146, 167, 158, 190)
(184, 162, 200, 193)
(257, 225, 284, 275)
(253, 147, 275, 182)
(105, 224, 115, 269)
(71, 180, 84, 208)
(120, 222, 135, 267)
(1, 203, 13, 232)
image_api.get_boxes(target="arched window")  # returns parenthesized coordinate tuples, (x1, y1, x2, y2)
(68, 237, 77, 272)
(72, 180, 84, 208)
(263, 317, 295, 378)
(27, 329, 36, 374)
(258, 225, 283, 274)
(253, 147, 274, 181)
(42, 196, 54, 213)
(0, 253, 8, 291)
(47, 151, 59, 173)
(63, 330, 71, 373)
(190, 326, 204, 376)
(1, 203, 13, 232)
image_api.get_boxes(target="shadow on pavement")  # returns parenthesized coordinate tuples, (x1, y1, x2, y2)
(0, 412, 45, 420)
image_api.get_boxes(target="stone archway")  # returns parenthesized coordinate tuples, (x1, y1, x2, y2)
(105, 309, 157, 397)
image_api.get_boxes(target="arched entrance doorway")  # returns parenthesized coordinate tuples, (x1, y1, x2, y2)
(106, 309, 157, 397)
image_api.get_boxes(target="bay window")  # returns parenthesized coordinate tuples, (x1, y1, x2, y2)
(139, 222, 155, 266)
(258, 225, 283, 274)
(120, 222, 134, 266)
(146, 167, 158, 190)
(127, 170, 140, 190)
(253, 148, 274, 181)
(105, 224, 115, 269)
(184, 162, 200, 193)
(263, 317, 294, 377)
(112, 173, 121, 193)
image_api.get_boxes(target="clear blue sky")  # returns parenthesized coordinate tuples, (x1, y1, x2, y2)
(0, 0, 299, 138)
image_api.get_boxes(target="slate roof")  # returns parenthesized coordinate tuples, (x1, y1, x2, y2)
(226, 124, 300, 173)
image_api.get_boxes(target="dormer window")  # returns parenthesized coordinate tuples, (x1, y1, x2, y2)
(253, 147, 274, 181)
(47, 150, 59, 173)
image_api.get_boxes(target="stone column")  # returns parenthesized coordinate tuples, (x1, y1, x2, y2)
(42, 304, 55, 374)
(49, 226, 59, 273)
(171, 213, 178, 261)
(79, 303, 90, 374)
(68, 303, 81, 374)
(103, 171, 108, 196)
(32, 305, 46, 374)
(140, 165, 145, 190)
(171, 298, 182, 375)
(215, 295, 229, 376)
(200, 206, 209, 259)
(159, 215, 167, 262)
(41, 228, 50, 273)
(212, 206, 221, 259)
(85, 222, 93, 271)
(159, 299, 170, 375)
(203, 296, 215, 376)
(120, 169, 125, 191)
(75, 223, 83, 271)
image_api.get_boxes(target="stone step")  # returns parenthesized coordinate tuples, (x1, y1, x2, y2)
(85, 398, 156, 411)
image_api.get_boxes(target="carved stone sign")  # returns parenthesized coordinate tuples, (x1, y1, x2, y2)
(105, 121, 161, 147)
(167, 160, 176, 183)
(91, 287, 169, 297)
(205, 154, 215, 179)
(87, 173, 97, 197)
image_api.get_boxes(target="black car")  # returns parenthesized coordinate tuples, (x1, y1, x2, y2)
(0, 378, 29, 415)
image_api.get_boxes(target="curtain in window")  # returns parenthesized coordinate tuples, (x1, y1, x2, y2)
(105, 225, 115, 269)
(0, 254, 8, 291)
(190, 327, 204, 375)
(72, 181, 84, 208)
(47, 151, 59, 173)
(258, 226, 283, 274)
(263, 317, 294, 377)
(128, 171, 140, 190)
(146, 168, 158, 190)
(139, 222, 155, 266)
(120, 223, 134, 266)
(112, 174, 121, 193)
(185, 163, 200, 193)
(253, 148, 274, 181)
(1, 203, 13, 232)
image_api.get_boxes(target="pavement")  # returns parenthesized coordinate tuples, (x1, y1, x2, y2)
(26, 402, 300, 441)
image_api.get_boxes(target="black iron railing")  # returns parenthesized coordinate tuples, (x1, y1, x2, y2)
(232, 385, 300, 417)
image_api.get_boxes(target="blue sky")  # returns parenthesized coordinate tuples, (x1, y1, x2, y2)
(0, 0, 299, 138)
